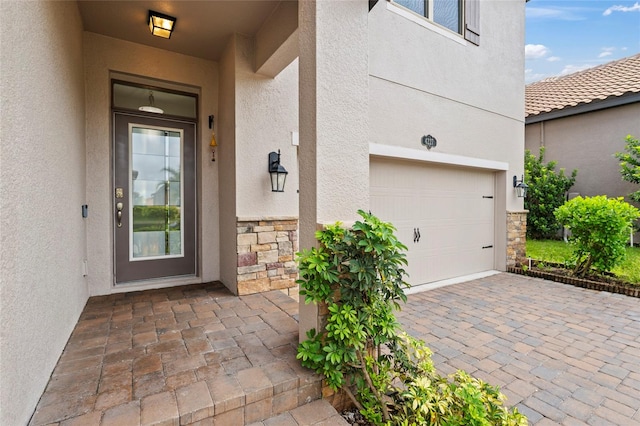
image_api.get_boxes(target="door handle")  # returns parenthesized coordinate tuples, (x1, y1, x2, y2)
(116, 202, 124, 228)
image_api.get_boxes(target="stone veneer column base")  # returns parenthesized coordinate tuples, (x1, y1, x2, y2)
(507, 210, 528, 267)
(236, 216, 299, 295)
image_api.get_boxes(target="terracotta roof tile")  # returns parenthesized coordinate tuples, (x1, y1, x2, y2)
(525, 53, 640, 117)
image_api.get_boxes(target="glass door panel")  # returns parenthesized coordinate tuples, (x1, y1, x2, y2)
(114, 113, 196, 284)
(130, 126, 183, 260)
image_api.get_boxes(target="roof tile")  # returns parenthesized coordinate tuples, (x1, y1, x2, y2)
(525, 54, 640, 117)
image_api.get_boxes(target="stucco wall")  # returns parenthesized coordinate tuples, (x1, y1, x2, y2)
(525, 104, 640, 203)
(235, 35, 299, 218)
(218, 37, 239, 292)
(83, 32, 219, 295)
(0, 2, 87, 424)
(216, 34, 300, 294)
(368, 0, 525, 213)
(297, 1, 371, 337)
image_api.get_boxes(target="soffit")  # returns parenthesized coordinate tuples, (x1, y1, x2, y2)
(77, 1, 284, 62)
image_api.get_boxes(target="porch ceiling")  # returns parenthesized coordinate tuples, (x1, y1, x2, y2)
(77, 1, 285, 62)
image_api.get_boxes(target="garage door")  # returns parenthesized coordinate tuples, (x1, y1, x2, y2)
(370, 158, 495, 286)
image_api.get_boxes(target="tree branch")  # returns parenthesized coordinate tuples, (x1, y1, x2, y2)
(357, 350, 390, 422)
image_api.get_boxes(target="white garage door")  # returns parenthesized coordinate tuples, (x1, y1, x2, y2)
(370, 158, 495, 286)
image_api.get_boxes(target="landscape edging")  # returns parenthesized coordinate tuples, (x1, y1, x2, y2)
(507, 266, 640, 298)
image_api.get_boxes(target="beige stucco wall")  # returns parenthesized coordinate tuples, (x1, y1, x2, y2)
(218, 36, 239, 292)
(235, 34, 299, 218)
(83, 32, 219, 296)
(0, 2, 87, 424)
(298, 1, 371, 336)
(367, 0, 525, 271)
(368, 1, 525, 210)
(525, 104, 640, 203)
(298, 0, 370, 235)
(216, 34, 299, 294)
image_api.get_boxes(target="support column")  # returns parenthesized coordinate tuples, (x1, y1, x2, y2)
(298, 0, 370, 340)
(507, 210, 528, 267)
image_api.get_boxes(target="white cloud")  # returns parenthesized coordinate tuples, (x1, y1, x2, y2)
(525, 69, 548, 84)
(560, 64, 593, 76)
(525, 44, 550, 59)
(526, 7, 589, 21)
(598, 47, 617, 58)
(603, 2, 640, 16)
(547, 56, 561, 62)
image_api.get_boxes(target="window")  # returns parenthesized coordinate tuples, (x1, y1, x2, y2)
(395, 0, 462, 33)
(393, 0, 480, 45)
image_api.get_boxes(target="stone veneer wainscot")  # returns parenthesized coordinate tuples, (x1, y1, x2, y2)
(507, 210, 528, 267)
(236, 216, 298, 295)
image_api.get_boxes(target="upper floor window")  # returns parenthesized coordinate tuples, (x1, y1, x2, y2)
(392, 0, 480, 45)
(394, 0, 462, 33)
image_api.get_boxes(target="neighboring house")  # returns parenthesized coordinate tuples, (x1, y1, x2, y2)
(525, 53, 640, 241)
(0, 1, 525, 424)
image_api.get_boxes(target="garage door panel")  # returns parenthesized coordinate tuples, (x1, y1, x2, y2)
(370, 158, 495, 286)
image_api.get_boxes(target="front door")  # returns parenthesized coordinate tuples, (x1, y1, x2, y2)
(114, 112, 197, 283)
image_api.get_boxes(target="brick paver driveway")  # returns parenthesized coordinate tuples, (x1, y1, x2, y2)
(397, 273, 640, 426)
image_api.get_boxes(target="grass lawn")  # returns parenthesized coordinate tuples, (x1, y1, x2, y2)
(526, 239, 640, 285)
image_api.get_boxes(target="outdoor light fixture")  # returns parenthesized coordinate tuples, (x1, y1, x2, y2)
(268, 150, 288, 192)
(138, 91, 164, 114)
(149, 10, 176, 39)
(513, 175, 529, 198)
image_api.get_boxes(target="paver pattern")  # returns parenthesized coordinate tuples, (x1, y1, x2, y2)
(29, 274, 640, 425)
(398, 273, 640, 425)
(28, 283, 344, 426)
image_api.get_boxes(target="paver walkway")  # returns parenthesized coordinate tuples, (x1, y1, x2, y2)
(29, 283, 346, 425)
(397, 273, 640, 425)
(30, 273, 640, 425)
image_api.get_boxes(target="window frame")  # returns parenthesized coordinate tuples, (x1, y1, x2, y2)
(388, 0, 480, 45)
(392, 0, 464, 35)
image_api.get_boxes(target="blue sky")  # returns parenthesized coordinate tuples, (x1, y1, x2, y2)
(525, 0, 640, 83)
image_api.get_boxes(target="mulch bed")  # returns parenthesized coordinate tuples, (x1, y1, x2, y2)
(508, 261, 640, 298)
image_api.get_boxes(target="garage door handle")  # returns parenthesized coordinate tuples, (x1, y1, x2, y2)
(482, 245, 493, 249)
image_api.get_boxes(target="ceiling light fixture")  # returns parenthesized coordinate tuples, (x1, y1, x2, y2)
(149, 10, 176, 39)
(138, 91, 164, 114)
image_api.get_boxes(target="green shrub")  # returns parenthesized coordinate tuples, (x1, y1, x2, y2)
(555, 196, 640, 277)
(614, 134, 640, 203)
(296, 210, 527, 425)
(524, 147, 577, 239)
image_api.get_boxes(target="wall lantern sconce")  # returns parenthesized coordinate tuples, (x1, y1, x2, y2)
(268, 150, 288, 192)
(209, 115, 217, 162)
(513, 175, 529, 198)
(149, 10, 176, 39)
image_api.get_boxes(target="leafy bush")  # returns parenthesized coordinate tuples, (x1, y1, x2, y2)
(555, 196, 640, 277)
(614, 134, 640, 202)
(524, 147, 577, 239)
(296, 210, 527, 425)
